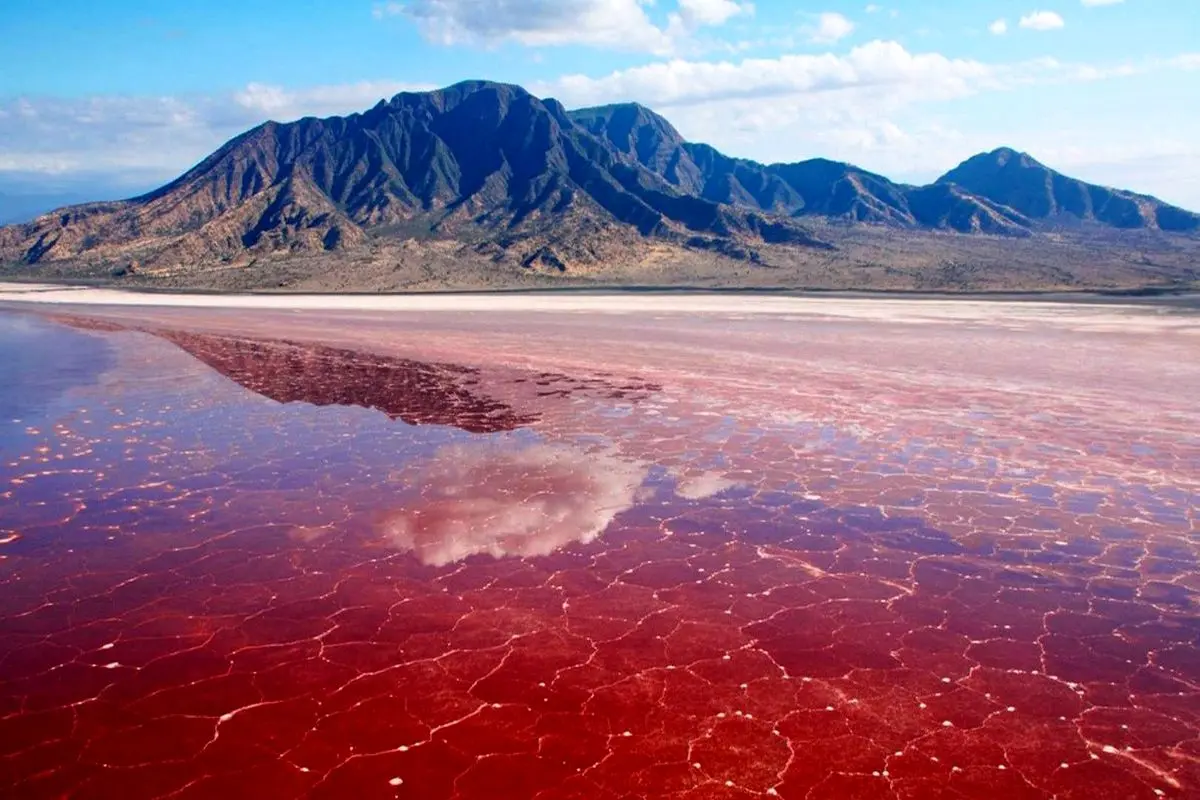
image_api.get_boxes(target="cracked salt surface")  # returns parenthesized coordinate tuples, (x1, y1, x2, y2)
(0, 299, 1197, 799)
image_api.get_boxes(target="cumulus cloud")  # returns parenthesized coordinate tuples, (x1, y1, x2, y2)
(543, 41, 999, 109)
(1019, 11, 1065, 30)
(400, 0, 669, 52)
(379, 442, 647, 566)
(988, 18, 1008, 35)
(674, 0, 753, 28)
(381, 0, 751, 54)
(807, 12, 855, 44)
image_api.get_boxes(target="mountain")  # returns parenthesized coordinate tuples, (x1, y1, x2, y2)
(568, 103, 1200, 237)
(569, 104, 908, 223)
(568, 104, 1039, 235)
(1, 81, 1197, 290)
(0, 81, 822, 274)
(937, 148, 1200, 233)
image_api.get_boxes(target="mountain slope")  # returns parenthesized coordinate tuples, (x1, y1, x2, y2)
(569, 103, 1200, 239)
(568, 103, 1028, 234)
(0, 82, 823, 272)
(767, 159, 914, 224)
(1, 83, 1196, 285)
(937, 148, 1200, 232)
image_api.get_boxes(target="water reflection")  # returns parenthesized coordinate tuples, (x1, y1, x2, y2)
(3, 310, 1197, 799)
(674, 471, 740, 500)
(0, 313, 113, 430)
(156, 330, 538, 433)
(379, 442, 648, 566)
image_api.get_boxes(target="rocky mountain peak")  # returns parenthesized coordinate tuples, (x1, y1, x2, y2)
(1, 81, 1196, 281)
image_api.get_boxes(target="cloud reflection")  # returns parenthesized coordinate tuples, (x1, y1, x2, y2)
(674, 471, 740, 500)
(380, 442, 648, 566)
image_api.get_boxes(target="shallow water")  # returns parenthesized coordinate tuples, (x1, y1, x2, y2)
(0, 304, 1198, 799)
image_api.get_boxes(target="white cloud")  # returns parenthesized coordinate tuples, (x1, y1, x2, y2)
(232, 80, 431, 118)
(543, 41, 1000, 109)
(989, 18, 1008, 35)
(1019, 10, 1065, 30)
(382, 0, 750, 55)
(808, 12, 855, 44)
(0, 80, 431, 184)
(0, 95, 220, 180)
(394, 0, 670, 52)
(674, 0, 753, 28)
(865, 4, 882, 13)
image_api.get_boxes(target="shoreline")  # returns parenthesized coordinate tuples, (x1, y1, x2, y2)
(3, 282, 1199, 336)
(2, 279, 1198, 310)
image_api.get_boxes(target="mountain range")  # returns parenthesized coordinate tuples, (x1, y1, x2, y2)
(1, 80, 1197, 292)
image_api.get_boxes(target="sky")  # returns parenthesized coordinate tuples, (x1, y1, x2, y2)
(1, 0, 1198, 210)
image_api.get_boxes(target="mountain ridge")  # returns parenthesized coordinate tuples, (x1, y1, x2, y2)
(568, 103, 1196, 236)
(1, 79, 1197, 291)
(934, 147, 1198, 233)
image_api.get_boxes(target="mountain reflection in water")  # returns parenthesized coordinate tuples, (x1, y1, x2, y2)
(157, 330, 539, 433)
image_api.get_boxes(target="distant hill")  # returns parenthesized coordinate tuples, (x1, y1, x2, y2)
(936, 147, 1199, 233)
(1, 80, 1197, 292)
(570, 103, 1197, 237)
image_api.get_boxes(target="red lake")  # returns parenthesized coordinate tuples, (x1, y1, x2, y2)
(0, 293, 1197, 799)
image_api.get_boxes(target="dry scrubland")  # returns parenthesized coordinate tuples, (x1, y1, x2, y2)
(4, 223, 1198, 294)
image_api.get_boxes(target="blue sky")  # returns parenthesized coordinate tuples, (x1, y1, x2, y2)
(1, 0, 1198, 208)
